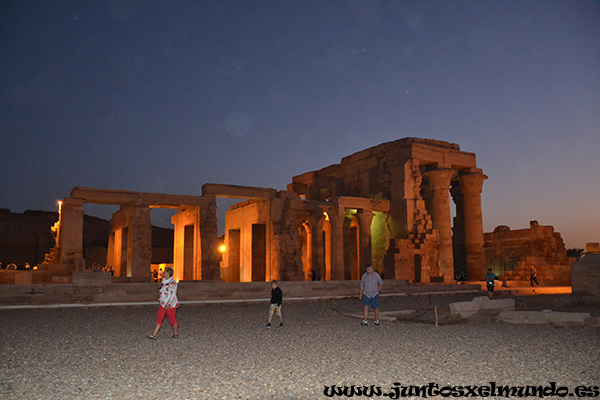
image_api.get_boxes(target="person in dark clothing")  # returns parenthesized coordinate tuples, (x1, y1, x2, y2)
(530, 265, 539, 287)
(485, 268, 497, 299)
(265, 280, 283, 328)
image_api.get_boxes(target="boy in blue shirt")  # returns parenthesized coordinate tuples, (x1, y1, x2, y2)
(485, 268, 497, 299)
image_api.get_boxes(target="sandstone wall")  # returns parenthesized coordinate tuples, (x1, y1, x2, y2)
(572, 253, 600, 296)
(484, 221, 570, 285)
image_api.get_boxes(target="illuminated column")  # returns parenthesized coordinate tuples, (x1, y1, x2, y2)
(109, 208, 126, 277)
(107, 231, 115, 272)
(200, 194, 220, 280)
(422, 168, 454, 280)
(329, 212, 345, 280)
(57, 197, 84, 269)
(172, 206, 205, 282)
(356, 210, 375, 271)
(456, 171, 487, 280)
(302, 221, 312, 279)
(123, 201, 152, 280)
(309, 213, 326, 280)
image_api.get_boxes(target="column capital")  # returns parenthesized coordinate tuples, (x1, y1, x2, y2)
(457, 172, 488, 195)
(355, 210, 375, 225)
(327, 212, 345, 226)
(308, 211, 326, 228)
(422, 168, 454, 192)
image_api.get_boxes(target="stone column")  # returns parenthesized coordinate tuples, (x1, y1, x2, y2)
(356, 210, 375, 270)
(309, 213, 326, 280)
(329, 211, 345, 280)
(422, 168, 454, 280)
(123, 201, 152, 280)
(456, 171, 487, 280)
(450, 182, 466, 277)
(200, 194, 220, 280)
(109, 208, 126, 277)
(57, 197, 84, 269)
(171, 206, 201, 282)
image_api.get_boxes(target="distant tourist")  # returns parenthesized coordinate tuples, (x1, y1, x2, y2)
(359, 264, 383, 326)
(309, 267, 321, 281)
(455, 270, 466, 282)
(148, 266, 179, 339)
(265, 280, 283, 328)
(485, 268, 497, 298)
(530, 265, 539, 287)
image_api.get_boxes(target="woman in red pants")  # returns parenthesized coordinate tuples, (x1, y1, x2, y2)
(148, 266, 179, 339)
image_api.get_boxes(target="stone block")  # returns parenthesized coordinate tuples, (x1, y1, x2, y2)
(51, 276, 71, 283)
(497, 311, 550, 325)
(15, 271, 32, 284)
(548, 312, 591, 327)
(586, 242, 600, 253)
(572, 253, 600, 297)
(450, 296, 514, 319)
(449, 298, 481, 319)
(497, 310, 591, 326)
(0, 271, 16, 284)
(584, 317, 600, 327)
(72, 271, 112, 286)
(482, 297, 515, 311)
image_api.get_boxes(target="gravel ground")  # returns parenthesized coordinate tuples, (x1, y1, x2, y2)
(1, 294, 599, 399)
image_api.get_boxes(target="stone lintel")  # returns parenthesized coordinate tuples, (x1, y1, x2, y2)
(411, 142, 477, 170)
(458, 167, 484, 175)
(202, 183, 277, 199)
(71, 187, 141, 205)
(287, 197, 390, 214)
(71, 186, 205, 207)
(141, 193, 204, 208)
(336, 196, 390, 212)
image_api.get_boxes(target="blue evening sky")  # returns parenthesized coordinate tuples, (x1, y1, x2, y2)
(1, 1, 598, 248)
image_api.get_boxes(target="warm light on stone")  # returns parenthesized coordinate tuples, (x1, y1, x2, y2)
(45, 138, 495, 284)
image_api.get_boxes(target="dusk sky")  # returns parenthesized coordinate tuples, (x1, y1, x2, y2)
(1, 1, 598, 249)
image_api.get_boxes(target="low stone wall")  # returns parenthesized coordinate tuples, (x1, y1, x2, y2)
(571, 253, 600, 297)
(0, 280, 481, 307)
(0, 264, 76, 284)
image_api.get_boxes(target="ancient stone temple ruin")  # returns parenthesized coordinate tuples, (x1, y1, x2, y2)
(49, 138, 488, 283)
(484, 221, 571, 285)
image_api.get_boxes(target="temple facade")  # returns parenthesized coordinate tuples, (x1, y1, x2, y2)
(49, 138, 488, 283)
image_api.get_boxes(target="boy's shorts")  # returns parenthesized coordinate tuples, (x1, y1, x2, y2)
(269, 303, 282, 316)
(362, 294, 379, 309)
(487, 283, 495, 292)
